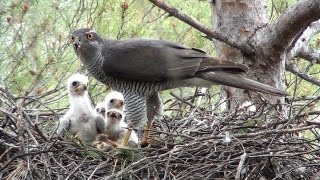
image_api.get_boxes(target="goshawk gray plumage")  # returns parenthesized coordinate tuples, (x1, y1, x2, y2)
(70, 28, 286, 142)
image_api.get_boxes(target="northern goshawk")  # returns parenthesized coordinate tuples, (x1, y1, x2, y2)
(71, 28, 286, 144)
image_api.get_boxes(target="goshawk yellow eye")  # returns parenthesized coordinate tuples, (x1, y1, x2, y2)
(86, 33, 94, 40)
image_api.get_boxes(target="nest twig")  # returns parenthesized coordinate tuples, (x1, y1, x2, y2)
(0, 91, 320, 180)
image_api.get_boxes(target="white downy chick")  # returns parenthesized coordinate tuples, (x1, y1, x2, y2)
(105, 108, 138, 147)
(56, 73, 105, 144)
(95, 102, 106, 118)
(105, 91, 125, 112)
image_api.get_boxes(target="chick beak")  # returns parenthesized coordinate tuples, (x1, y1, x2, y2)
(75, 83, 87, 92)
(115, 100, 124, 109)
(109, 112, 119, 119)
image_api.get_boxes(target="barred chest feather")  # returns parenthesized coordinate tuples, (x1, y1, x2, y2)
(84, 56, 175, 96)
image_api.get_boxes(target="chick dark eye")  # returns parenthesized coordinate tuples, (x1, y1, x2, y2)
(72, 81, 79, 87)
(86, 33, 94, 40)
(119, 114, 122, 119)
(107, 112, 110, 116)
(110, 99, 115, 103)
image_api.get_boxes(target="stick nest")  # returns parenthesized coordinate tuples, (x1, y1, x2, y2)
(1, 92, 320, 180)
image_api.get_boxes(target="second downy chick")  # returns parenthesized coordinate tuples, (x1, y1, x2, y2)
(95, 108, 138, 150)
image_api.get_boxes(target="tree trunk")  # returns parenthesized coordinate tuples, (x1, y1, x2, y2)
(211, 0, 285, 112)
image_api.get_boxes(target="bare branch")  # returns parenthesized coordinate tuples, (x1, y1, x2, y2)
(148, 0, 254, 55)
(297, 47, 320, 64)
(288, 20, 320, 60)
(286, 95, 320, 102)
(235, 153, 247, 180)
(198, 125, 318, 141)
(256, 0, 320, 60)
(286, 63, 320, 86)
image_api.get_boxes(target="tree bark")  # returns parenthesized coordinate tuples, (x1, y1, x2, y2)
(211, 0, 320, 111)
(149, 0, 320, 113)
(211, 0, 279, 111)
